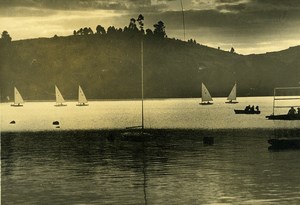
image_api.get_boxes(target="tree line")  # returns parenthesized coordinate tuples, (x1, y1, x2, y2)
(73, 14, 167, 38)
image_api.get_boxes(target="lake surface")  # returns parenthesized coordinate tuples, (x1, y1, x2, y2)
(1, 97, 300, 204)
(1, 97, 300, 131)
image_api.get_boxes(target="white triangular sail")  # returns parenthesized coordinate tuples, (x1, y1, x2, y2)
(14, 87, 24, 104)
(202, 83, 213, 102)
(227, 83, 237, 101)
(78, 85, 88, 104)
(55, 85, 65, 104)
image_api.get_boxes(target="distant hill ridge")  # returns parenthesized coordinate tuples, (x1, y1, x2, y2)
(0, 34, 299, 101)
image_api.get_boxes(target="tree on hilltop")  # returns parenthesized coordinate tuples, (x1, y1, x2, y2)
(128, 18, 138, 31)
(96, 25, 106, 35)
(153, 21, 166, 38)
(1, 31, 12, 42)
(137, 14, 144, 33)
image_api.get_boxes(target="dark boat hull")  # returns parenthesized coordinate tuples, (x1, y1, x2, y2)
(266, 114, 300, 120)
(11, 104, 23, 107)
(234, 109, 260, 114)
(54, 104, 67, 107)
(268, 138, 300, 150)
(76, 103, 89, 106)
(122, 131, 153, 142)
(199, 102, 213, 105)
(225, 101, 239, 104)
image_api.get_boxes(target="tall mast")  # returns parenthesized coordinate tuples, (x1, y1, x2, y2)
(180, 0, 186, 41)
(141, 40, 144, 130)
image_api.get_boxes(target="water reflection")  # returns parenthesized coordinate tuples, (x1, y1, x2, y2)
(2, 129, 300, 204)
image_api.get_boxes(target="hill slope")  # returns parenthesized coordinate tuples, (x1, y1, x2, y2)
(0, 34, 299, 101)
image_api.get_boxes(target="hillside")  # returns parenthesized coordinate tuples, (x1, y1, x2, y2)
(0, 34, 299, 101)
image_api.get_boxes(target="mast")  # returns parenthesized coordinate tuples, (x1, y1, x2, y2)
(141, 40, 144, 130)
(180, 0, 186, 41)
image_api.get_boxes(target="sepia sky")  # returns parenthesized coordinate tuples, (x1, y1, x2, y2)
(1, 0, 300, 54)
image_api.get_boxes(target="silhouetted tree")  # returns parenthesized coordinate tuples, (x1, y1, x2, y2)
(88, 27, 94, 34)
(137, 14, 144, 33)
(77, 28, 83, 35)
(230, 47, 235, 53)
(146, 29, 153, 36)
(153, 21, 166, 38)
(73, 30, 77, 35)
(107, 26, 117, 34)
(1, 31, 12, 42)
(117, 28, 123, 33)
(96, 25, 106, 35)
(128, 18, 138, 31)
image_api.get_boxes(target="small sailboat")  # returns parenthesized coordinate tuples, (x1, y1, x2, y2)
(76, 85, 88, 106)
(200, 83, 213, 105)
(226, 83, 238, 104)
(122, 40, 153, 141)
(11, 87, 24, 107)
(55, 85, 67, 106)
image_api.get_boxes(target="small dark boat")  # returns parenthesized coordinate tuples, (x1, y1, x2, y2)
(266, 114, 300, 120)
(122, 130, 153, 142)
(234, 109, 260, 114)
(225, 101, 238, 104)
(268, 138, 300, 150)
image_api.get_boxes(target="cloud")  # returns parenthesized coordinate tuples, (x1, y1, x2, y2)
(0, 0, 171, 12)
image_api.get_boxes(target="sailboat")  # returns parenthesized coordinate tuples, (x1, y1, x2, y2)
(226, 83, 238, 104)
(11, 87, 24, 107)
(200, 83, 213, 105)
(76, 85, 88, 106)
(55, 85, 67, 106)
(122, 40, 152, 141)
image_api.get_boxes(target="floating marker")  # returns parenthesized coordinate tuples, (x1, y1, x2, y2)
(52, 121, 59, 125)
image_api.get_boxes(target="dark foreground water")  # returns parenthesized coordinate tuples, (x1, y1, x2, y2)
(1, 129, 300, 205)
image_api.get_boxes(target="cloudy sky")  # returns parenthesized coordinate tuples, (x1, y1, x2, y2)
(1, 0, 300, 54)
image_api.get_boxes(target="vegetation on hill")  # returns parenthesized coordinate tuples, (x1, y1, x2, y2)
(0, 17, 299, 101)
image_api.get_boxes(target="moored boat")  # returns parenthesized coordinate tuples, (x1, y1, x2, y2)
(266, 114, 300, 120)
(266, 86, 300, 120)
(268, 138, 300, 150)
(121, 40, 152, 140)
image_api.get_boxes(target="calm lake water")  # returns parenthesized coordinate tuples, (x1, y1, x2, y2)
(1, 97, 300, 131)
(1, 97, 300, 204)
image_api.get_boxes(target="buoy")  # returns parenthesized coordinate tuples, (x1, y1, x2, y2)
(52, 121, 59, 125)
(10, 120, 16, 124)
(203, 136, 214, 145)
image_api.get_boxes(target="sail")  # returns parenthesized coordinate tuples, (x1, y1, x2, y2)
(202, 83, 213, 102)
(55, 85, 65, 104)
(227, 83, 237, 101)
(14, 87, 24, 104)
(78, 85, 88, 104)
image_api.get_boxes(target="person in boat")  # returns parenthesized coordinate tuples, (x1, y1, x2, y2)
(245, 105, 251, 111)
(250, 105, 255, 112)
(297, 107, 300, 115)
(288, 107, 296, 115)
(256, 106, 260, 111)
